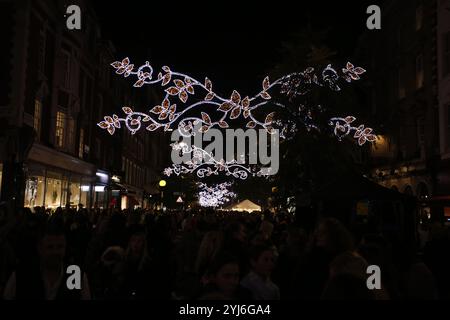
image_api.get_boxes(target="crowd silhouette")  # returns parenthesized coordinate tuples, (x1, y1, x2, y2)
(0, 203, 449, 300)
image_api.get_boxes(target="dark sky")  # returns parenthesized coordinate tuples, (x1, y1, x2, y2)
(92, 0, 379, 96)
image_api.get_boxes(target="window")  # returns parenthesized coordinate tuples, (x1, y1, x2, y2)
(415, 5, 423, 31)
(398, 68, 405, 99)
(416, 54, 424, 89)
(417, 118, 425, 145)
(61, 51, 71, 89)
(33, 100, 42, 141)
(38, 32, 46, 74)
(78, 128, 84, 158)
(55, 111, 65, 148)
(444, 32, 450, 77)
(68, 118, 75, 152)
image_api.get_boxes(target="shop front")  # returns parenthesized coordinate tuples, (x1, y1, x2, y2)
(120, 184, 143, 210)
(24, 143, 96, 210)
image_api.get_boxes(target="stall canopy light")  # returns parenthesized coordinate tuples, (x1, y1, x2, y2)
(95, 186, 105, 192)
(81, 185, 90, 192)
(96, 172, 108, 179)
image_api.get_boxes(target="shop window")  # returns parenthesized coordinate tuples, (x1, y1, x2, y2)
(55, 111, 65, 148)
(34, 100, 42, 141)
(78, 128, 84, 158)
(24, 175, 45, 208)
(416, 54, 424, 89)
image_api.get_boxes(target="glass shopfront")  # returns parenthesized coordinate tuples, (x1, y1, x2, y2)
(24, 167, 94, 209)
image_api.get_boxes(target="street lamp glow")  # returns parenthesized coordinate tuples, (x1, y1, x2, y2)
(159, 180, 167, 187)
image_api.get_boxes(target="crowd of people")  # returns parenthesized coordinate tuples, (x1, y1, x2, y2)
(0, 202, 449, 300)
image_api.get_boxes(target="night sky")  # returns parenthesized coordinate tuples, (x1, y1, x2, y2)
(93, 0, 380, 96)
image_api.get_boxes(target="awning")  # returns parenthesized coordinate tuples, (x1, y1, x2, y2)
(227, 199, 261, 213)
(111, 182, 127, 191)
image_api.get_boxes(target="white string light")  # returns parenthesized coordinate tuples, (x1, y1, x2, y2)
(197, 182, 236, 208)
(99, 58, 375, 145)
(163, 142, 269, 180)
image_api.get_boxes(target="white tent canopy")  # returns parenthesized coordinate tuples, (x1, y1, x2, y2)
(227, 199, 261, 212)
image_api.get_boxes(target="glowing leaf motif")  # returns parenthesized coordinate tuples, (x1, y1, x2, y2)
(242, 97, 250, 109)
(231, 90, 241, 104)
(174, 80, 184, 88)
(219, 121, 229, 128)
(246, 121, 256, 128)
(162, 74, 171, 86)
(186, 86, 195, 94)
(201, 112, 211, 125)
(263, 77, 270, 90)
(166, 87, 180, 95)
(104, 116, 114, 123)
(344, 116, 355, 123)
(205, 78, 212, 91)
(122, 107, 133, 114)
(98, 122, 109, 129)
(200, 125, 210, 133)
(134, 79, 144, 87)
(230, 106, 241, 119)
(162, 99, 170, 109)
(261, 92, 271, 100)
(179, 91, 188, 103)
(358, 136, 366, 146)
(218, 102, 233, 112)
(151, 106, 163, 114)
(265, 112, 275, 124)
(205, 92, 214, 100)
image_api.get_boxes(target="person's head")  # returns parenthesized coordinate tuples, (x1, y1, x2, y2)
(321, 273, 375, 300)
(196, 231, 224, 272)
(37, 224, 66, 269)
(128, 233, 145, 255)
(206, 253, 240, 297)
(329, 251, 369, 280)
(226, 221, 247, 243)
(127, 226, 146, 257)
(314, 218, 354, 255)
(249, 244, 276, 279)
(259, 220, 274, 239)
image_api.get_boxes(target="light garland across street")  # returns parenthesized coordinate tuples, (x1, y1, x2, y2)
(98, 58, 376, 146)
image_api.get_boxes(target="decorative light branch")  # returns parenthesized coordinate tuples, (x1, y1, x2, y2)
(98, 58, 375, 146)
(329, 116, 377, 146)
(197, 182, 236, 208)
(163, 142, 269, 180)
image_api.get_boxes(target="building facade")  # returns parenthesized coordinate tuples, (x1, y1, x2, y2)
(0, 0, 166, 210)
(357, 0, 450, 221)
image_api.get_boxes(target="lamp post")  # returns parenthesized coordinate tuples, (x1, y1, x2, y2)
(159, 179, 166, 210)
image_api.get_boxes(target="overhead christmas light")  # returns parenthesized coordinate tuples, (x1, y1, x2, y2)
(197, 182, 236, 208)
(163, 142, 269, 180)
(99, 58, 375, 145)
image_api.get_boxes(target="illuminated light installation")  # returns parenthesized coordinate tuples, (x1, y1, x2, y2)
(163, 142, 268, 180)
(197, 182, 236, 208)
(329, 116, 377, 146)
(98, 58, 375, 146)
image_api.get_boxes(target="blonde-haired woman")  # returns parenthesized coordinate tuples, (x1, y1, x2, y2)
(195, 230, 224, 278)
